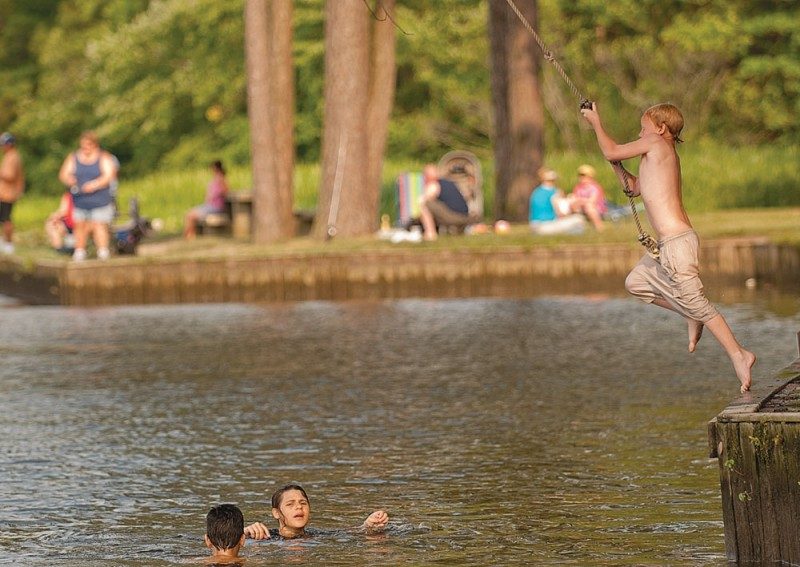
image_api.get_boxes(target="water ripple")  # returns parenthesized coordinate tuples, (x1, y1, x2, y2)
(0, 296, 797, 565)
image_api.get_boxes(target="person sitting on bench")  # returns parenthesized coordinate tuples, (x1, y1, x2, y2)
(184, 159, 229, 239)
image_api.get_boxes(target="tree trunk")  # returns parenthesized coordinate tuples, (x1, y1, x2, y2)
(314, 0, 371, 239)
(365, 0, 397, 208)
(488, 0, 544, 222)
(245, 0, 295, 243)
(269, 0, 295, 237)
(489, 0, 511, 221)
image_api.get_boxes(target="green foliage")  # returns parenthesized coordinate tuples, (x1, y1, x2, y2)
(88, 0, 247, 174)
(1, 0, 798, 207)
(0, 0, 60, 131)
(293, 0, 325, 161)
(9, 0, 245, 192)
(391, 0, 492, 161)
(548, 0, 800, 144)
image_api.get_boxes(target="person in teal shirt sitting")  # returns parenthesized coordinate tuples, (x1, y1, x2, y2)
(529, 168, 585, 235)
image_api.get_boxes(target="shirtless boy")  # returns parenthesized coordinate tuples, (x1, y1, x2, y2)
(204, 504, 246, 564)
(0, 132, 25, 255)
(581, 102, 755, 393)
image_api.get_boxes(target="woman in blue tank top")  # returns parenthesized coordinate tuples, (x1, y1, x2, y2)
(58, 131, 116, 261)
(528, 168, 585, 235)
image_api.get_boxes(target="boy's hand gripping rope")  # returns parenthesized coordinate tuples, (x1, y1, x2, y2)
(503, 0, 660, 259)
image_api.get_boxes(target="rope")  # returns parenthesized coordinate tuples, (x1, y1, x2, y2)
(362, 0, 410, 35)
(502, 0, 586, 106)
(502, 0, 659, 258)
(610, 161, 660, 256)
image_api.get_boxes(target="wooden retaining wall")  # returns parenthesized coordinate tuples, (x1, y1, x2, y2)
(708, 333, 800, 565)
(0, 259, 61, 304)
(1, 237, 798, 306)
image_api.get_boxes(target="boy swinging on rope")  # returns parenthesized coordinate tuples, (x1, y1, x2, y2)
(581, 102, 755, 393)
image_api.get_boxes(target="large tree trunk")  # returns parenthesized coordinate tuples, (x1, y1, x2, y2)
(314, 0, 372, 239)
(365, 0, 397, 207)
(488, 0, 544, 222)
(245, 0, 295, 243)
(489, 0, 512, 221)
(269, 0, 295, 236)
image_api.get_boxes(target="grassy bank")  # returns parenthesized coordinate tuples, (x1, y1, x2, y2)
(10, 141, 799, 243)
(137, 206, 800, 263)
(9, 206, 799, 268)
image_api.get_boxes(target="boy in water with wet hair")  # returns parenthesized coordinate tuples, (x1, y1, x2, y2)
(581, 102, 755, 393)
(204, 504, 246, 563)
(243, 483, 389, 540)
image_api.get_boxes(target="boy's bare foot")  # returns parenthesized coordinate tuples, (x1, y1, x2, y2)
(688, 320, 704, 353)
(733, 349, 756, 393)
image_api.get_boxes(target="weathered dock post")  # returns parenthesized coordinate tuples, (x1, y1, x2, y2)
(708, 332, 800, 565)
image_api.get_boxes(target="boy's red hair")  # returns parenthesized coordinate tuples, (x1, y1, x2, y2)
(644, 103, 684, 143)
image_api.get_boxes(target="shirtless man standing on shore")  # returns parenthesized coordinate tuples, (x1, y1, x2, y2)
(0, 132, 24, 255)
(581, 102, 755, 393)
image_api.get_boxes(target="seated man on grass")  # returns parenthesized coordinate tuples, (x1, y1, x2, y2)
(419, 164, 479, 241)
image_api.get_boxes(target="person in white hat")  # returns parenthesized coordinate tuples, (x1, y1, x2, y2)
(0, 132, 25, 255)
(568, 164, 606, 231)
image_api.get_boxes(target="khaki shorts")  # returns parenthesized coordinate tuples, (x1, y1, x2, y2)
(624, 230, 719, 323)
(425, 199, 480, 228)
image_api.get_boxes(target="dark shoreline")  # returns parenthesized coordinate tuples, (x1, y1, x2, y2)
(1, 237, 798, 307)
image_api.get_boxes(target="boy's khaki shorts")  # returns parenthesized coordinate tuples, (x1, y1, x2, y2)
(625, 229, 719, 323)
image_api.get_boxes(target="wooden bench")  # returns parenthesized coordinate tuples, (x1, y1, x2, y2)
(294, 208, 315, 236)
(228, 191, 315, 237)
(197, 211, 231, 235)
(196, 197, 233, 236)
(198, 191, 316, 238)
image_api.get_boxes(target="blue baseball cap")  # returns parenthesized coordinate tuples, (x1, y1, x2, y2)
(0, 132, 15, 145)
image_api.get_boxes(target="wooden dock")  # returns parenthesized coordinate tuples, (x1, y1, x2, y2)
(0, 237, 798, 306)
(708, 333, 800, 565)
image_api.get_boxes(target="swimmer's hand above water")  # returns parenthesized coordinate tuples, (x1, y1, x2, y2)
(244, 521, 271, 540)
(362, 510, 389, 533)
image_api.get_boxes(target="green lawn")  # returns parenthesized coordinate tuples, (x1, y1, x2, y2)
(8, 142, 799, 261)
(9, 204, 798, 267)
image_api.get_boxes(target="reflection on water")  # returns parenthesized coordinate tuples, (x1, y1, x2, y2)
(0, 293, 798, 566)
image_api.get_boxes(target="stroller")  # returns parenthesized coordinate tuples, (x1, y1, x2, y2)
(112, 198, 153, 255)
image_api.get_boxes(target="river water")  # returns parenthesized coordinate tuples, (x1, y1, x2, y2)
(1, 290, 798, 566)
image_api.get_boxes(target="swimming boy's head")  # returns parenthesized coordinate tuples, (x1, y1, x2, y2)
(205, 504, 245, 553)
(643, 103, 684, 143)
(271, 484, 311, 532)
